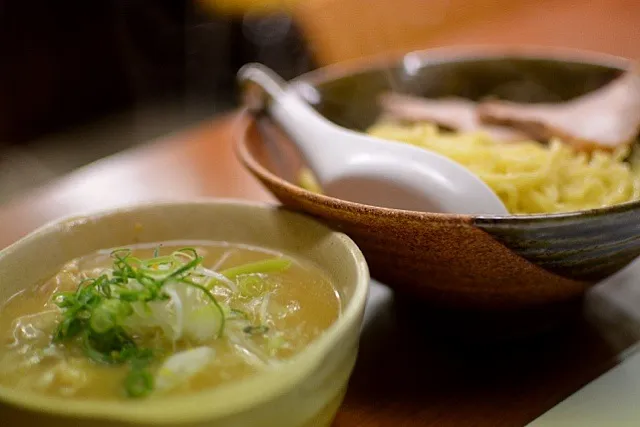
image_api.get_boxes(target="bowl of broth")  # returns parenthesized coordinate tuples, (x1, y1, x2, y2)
(235, 46, 640, 332)
(0, 200, 369, 426)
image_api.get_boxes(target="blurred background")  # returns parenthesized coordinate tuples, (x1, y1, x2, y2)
(1, 0, 638, 203)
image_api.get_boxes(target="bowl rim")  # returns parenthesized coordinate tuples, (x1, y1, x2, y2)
(0, 198, 370, 424)
(291, 44, 632, 93)
(238, 45, 640, 222)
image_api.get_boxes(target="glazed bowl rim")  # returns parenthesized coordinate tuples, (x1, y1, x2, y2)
(0, 199, 370, 424)
(241, 44, 640, 222)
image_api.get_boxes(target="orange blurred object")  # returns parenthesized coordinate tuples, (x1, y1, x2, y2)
(198, 0, 299, 14)
(197, 0, 640, 73)
(293, 0, 520, 65)
(292, 0, 640, 66)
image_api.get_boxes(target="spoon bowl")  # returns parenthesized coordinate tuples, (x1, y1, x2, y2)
(238, 63, 508, 215)
(235, 46, 640, 336)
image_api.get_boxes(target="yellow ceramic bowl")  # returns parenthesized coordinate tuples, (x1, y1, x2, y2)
(0, 200, 369, 427)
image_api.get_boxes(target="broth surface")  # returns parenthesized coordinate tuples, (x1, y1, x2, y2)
(0, 241, 340, 400)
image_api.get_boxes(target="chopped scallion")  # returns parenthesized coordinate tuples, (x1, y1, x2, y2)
(220, 258, 291, 279)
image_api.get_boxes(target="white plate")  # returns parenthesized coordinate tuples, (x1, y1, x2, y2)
(528, 257, 640, 426)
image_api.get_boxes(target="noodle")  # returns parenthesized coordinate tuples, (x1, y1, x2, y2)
(365, 121, 640, 214)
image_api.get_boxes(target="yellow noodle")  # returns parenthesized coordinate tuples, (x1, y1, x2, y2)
(363, 121, 640, 214)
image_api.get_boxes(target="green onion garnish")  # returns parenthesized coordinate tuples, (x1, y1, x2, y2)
(51, 247, 222, 398)
(50, 247, 292, 399)
(220, 258, 291, 279)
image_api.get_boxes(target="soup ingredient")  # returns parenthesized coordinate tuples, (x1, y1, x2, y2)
(155, 347, 215, 392)
(50, 248, 234, 398)
(221, 258, 291, 279)
(478, 69, 640, 152)
(298, 168, 322, 194)
(366, 121, 640, 214)
(0, 242, 340, 400)
(379, 93, 528, 142)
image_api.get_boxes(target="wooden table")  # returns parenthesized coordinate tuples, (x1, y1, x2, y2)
(294, 0, 640, 70)
(1, 114, 640, 426)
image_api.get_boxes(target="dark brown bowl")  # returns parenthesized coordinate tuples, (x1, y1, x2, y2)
(234, 46, 640, 327)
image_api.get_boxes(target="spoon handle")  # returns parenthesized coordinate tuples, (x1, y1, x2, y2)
(238, 63, 345, 179)
(238, 63, 331, 128)
(238, 63, 288, 113)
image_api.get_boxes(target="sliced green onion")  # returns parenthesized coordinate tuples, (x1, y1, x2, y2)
(220, 258, 291, 279)
(237, 275, 272, 298)
(50, 246, 254, 399)
(52, 292, 76, 308)
(243, 325, 269, 335)
(179, 280, 225, 338)
(90, 300, 132, 334)
(228, 308, 249, 320)
(125, 369, 154, 398)
(166, 256, 203, 280)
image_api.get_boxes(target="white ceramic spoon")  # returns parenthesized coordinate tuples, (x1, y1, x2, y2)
(238, 63, 508, 215)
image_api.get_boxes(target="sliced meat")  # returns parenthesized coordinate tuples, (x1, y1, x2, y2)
(378, 92, 530, 142)
(477, 68, 640, 152)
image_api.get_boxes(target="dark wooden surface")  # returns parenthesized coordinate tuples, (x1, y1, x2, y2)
(1, 115, 640, 426)
(0, 1, 314, 143)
